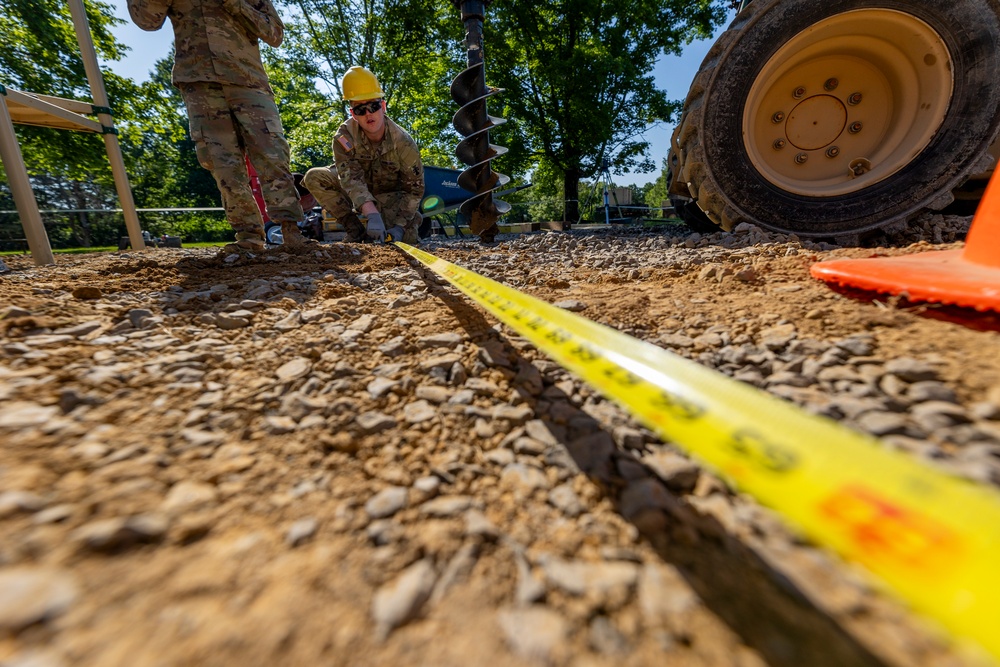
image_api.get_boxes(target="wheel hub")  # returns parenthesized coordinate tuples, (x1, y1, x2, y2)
(787, 95, 847, 151)
(744, 9, 953, 197)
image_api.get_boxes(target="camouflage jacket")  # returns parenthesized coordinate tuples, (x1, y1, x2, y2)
(128, 0, 283, 89)
(332, 117, 424, 216)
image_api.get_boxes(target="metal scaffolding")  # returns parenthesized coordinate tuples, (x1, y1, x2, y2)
(0, 0, 145, 266)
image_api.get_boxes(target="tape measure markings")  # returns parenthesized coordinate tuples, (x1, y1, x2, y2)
(399, 242, 1000, 661)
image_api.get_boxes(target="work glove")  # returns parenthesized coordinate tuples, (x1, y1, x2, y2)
(385, 226, 405, 243)
(365, 212, 386, 242)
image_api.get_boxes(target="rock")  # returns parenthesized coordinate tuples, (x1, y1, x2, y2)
(589, 615, 629, 654)
(512, 436, 547, 455)
(215, 312, 251, 329)
(365, 487, 408, 519)
(367, 377, 400, 398)
(285, 518, 318, 547)
(501, 463, 550, 496)
(547, 485, 583, 517)
(493, 405, 534, 424)
(0, 567, 78, 631)
(856, 411, 911, 436)
(541, 558, 639, 605)
(643, 451, 700, 492)
(372, 559, 437, 639)
(478, 340, 512, 368)
(464, 509, 499, 539)
(71, 515, 167, 552)
(415, 385, 452, 403)
(71, 286, 102, 300)
(0, 402, 60, 429)
(553, 299, 587, 311)
(161, 481, 218, 513)
(417, 332, 464, 349)
(420, 495, 473, 517)
(759, 323, 797, 350)
(403, 400, 437, 424)
(497, 606, 569, 662)
(885, 357, 939, 382)
(0, 491, 46, 518)
(356, 411, 397, 433)
(275, 357, 311, 382)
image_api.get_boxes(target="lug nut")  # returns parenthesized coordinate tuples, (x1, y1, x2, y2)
(849, 158, 872, 176)
(848, 92, 863, 105)
(826, 146, 840, 158)
(794, 152, 808, 164)
(793, 87, 806, 99)
(772, 111, 785, 123)
(849, 121, 863, 134)
(824, 78, 839, 91)
(773, 139, 786, 150)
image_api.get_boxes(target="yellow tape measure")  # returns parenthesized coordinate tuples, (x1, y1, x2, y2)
(397, 242, 1000, 661)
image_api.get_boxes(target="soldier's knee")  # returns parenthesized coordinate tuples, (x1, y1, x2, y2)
(303, 166, 336, 192)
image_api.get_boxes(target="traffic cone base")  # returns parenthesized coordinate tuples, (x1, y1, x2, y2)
(812, 165, 1000, 313)
(810, 249, 1000, 311)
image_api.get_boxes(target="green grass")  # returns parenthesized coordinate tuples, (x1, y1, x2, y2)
(0, 241, 228, 257)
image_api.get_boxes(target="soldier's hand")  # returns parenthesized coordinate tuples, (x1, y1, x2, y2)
(365, 212, 386, 242)
(385, 226, 405, 243)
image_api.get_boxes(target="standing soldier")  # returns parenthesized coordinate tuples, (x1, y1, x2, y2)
(128, 0, 309, 252)
(302, 66, 424, 244)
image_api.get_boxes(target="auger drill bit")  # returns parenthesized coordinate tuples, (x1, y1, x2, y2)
(451, 0, 510, 244)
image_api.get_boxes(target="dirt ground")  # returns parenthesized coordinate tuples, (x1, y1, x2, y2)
(1, 223, 999, 667)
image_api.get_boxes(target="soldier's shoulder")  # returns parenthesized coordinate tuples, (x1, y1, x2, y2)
(334, 118, 357, 152)
(387, 118, 418, 148)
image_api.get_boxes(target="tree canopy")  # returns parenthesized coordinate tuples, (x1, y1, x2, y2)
(485, 0, 727, 222)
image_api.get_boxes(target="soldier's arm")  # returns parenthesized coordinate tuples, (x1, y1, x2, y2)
(398, 141, 424, 218)
(223, 0, 284, 47)
(127, 0, 171, 31)
(332, 131, 377, 211)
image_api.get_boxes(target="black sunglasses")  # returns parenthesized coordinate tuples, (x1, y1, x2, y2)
(351, 100, 382, 116)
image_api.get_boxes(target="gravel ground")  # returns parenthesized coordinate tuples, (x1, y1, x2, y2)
(1, 214, 998, 667)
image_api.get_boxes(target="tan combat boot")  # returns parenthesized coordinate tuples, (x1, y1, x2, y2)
(280, 221, 308, 248)
(222, 230, 266, 255)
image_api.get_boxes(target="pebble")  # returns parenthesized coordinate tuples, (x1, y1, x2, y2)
(371, 559, 437, 639)
(161, 481, 218, 513)
(365, 487, 408, 519)
(0, 567, 78, 630)
(403, 400, 437, 424)
(0, 402, 60, 429)
(285, 518, 318, 547)
(497, 606, 569, 662)
(275, 357, 311, 382)
(356, 411, 397, 433)
(420, 495, 473, 517)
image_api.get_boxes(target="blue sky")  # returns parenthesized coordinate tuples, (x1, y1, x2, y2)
(100, 1, 733, 187)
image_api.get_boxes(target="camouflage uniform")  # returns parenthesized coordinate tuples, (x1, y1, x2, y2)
(128, 0, 302, 241)
(302, 117, 423, 243)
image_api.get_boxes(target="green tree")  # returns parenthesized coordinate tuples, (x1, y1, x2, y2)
(644, 158, 671, 217)
(485, 0, 727, 223)
(0, 0, 154, 245)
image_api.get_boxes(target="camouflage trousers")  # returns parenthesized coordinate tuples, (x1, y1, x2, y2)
(180, 83, 302, 237)
(301, 166, 421, 243)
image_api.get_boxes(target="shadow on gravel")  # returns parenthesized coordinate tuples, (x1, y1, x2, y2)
(546, 390, 889, 667)
(822, 283, 1000, 333)
(413, 258, 890, 667)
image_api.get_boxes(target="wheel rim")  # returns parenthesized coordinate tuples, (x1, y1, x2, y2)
(744, 9, 953, 197)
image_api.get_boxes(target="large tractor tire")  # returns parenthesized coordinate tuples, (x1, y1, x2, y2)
(668, 0, 1000, 243)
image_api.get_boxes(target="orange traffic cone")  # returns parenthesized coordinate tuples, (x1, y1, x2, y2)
(811, 173, 1000, 312)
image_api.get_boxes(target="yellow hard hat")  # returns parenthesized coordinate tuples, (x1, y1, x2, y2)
(341, 66, 384, 102)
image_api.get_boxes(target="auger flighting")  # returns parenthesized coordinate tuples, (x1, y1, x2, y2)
(451, 0, 510, 245)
